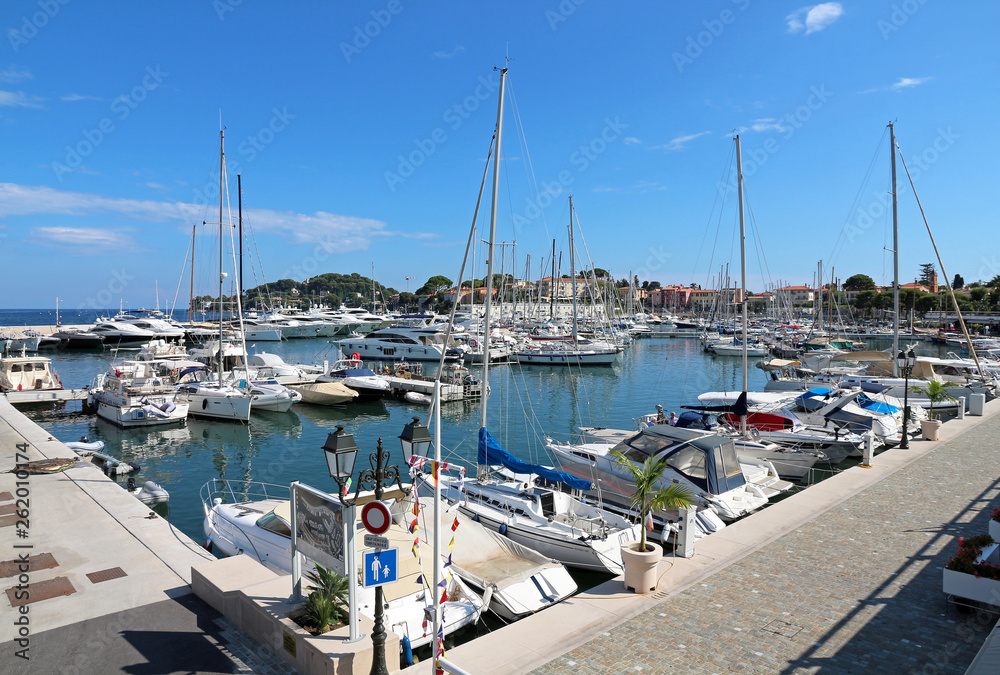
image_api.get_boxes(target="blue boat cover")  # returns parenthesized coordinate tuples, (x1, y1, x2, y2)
(799, 387, 833, 399)
(855, 394, 898, 415)
(478, 427, 592, 491)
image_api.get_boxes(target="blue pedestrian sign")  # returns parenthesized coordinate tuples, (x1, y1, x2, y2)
(363, 548, 398, 588)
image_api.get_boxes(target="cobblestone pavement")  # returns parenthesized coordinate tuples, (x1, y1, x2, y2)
(533, 415, 1000, 675)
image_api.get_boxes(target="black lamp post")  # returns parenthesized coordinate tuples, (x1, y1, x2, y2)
(321, 424, 414, 675)
(897, 349, 916, 449)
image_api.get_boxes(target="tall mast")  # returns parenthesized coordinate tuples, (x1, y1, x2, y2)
(218, 129, 225, 386)
(479, 66, 507, 442)
(890, 121, 900, 375)
(569, 196, 579, 344)
(549, 239, 556, 320)
(736, 135, 748, 436)
(238, 173, 243, 303)
(189, 223, 196, 324)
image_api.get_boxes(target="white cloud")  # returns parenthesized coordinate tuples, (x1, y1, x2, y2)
(433, 46, 465, 59)
(145, 182, 167, 190)
(0, 65, 32, 83)
(858, 77, 933, 94)
(891, 76, 932, 91)
(0, 90, 44, 108)
(33, 226, 135, 249)
(654, 131, 711, 152)
(787, 3, 843, 35)
(0, 183, 429, 253)
(624, 137, 641, 145)
(749, 118, 790, 133)
(61, 93, 101, 102)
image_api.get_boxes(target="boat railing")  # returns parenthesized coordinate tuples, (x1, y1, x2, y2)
(199, 478, 290, 513)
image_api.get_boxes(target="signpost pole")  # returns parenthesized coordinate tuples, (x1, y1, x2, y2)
(345, 504, 360, 642)
(290, 481, 302, 601)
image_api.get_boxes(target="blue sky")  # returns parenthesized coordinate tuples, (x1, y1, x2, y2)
(1, 1, 997, 310)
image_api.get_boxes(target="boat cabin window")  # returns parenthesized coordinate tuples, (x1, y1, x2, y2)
(618, 433, 672, 463)
(10, 364, 21, 372)
(34, 363, 46, 371)
(256, 513, 291, 538)
(664, 445, 708, 491)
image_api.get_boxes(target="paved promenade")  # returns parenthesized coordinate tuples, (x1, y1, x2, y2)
(531, 406, 1000, 675)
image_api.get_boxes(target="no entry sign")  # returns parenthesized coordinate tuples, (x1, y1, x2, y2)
(360, 500, 391, 535)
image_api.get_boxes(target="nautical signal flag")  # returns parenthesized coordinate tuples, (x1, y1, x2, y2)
(447, 536, 455, 551)
(415, 574, 423, 585)
(451, 517, 459, 532)
(411, 500, 420, 515)
(411, 537, 420, 558)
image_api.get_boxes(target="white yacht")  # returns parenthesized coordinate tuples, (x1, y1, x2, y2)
(200, 480, 484, 651)
(338, 322, 464, 362)
(89, 360, 188, 428)
(315, 358, 391, 399)
(0, 353, 63, 392)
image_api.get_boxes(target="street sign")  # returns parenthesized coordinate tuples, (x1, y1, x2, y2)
(360, 500, 392, 535)
(364, 534, 390, 550)
(363, 548, 398, 588)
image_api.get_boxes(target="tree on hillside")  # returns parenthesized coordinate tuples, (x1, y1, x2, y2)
(647, 281, 662, 291)
(843, 273, 876, 291)
(415, 275, 453, 295)
(952, 274, 964, 290)
(987, 275, 1000, 289)
(918, 263, 936, 286)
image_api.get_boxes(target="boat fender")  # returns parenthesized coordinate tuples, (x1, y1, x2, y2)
(203, 538, 213, 553)
(498, 522, 507, 536)
(202, 398, 209, 410)
(401, 635, 413, 667)
(127, 477, 137, 491)
(482, 584, 495, 610)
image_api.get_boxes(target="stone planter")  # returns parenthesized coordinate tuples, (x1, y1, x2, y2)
(943, 543, 1000, 605)
(989, 519, 1000, 543)
(621, 542, 662, 594)
(921, 419, 942, 441)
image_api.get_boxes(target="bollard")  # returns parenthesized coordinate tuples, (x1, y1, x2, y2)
(675, 506, 696, 559)
(957, 396, 966, 420)
(860, 431, 874, 468)
(970, 393, 986, 416)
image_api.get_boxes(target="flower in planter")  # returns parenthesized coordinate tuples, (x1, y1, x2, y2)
(991, 508, 1000, 523)
(946, 534, 999, 579)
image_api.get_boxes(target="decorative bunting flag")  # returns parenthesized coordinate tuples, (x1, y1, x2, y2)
(408, 517, 419, 534)
(411, 500, 420, 516)
(444, 553, 453, 568)
(439, 589, 448, 604)
(411, 537, 420, 558)
(415, 574, 423, 585)
(447, 536, 455, 551)
(437, 578, 447, 588)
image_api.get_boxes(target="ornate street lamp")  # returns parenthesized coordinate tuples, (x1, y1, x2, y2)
(398, 416, 432, 460)
(896, 349, 916, 449)
(321, 424, 413, 675)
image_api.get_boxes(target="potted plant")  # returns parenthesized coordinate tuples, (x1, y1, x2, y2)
(293, 564, 349, 635)
(611, 450, 694, 593)
(911, 380, 958, 441)
(942, 534, 1000, 604)
(990, 508, 1000, 542)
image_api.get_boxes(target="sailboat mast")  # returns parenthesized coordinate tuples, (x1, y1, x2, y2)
(189, 223, 196, 324)
(890, 121, 900, 376)
(736, 135, 748, 436)
(569, 196, 579, 344)
(238, 173, 243, 303)
(479, 66, 507, 438)
(218, 129, 225, 386)
(549, 239, 556, 320)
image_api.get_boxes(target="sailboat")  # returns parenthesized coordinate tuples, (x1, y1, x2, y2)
(512, 197, 621, 366)
(175, 129, 252, 422)
(429, 68, 639, 577)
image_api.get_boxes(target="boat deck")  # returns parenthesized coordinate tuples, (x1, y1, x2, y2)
(3, 388, 90, 404)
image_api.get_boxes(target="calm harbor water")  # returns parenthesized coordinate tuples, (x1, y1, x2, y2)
(3, 309, 951, 552)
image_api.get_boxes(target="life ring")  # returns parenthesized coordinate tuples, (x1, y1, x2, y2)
(470, 339, 478, 349)
(350, 352, 361, 364)
(115, 369, 121, 377)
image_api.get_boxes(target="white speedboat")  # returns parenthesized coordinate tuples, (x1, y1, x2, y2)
(547, 424, 772, 523)
(200, 480, 484, 651)
(246, 381, 301, 413)
(338, 322, 464, 363)
(428, 428, 641, 575)
(245, 352, 324, 385)
(315, 358, 391, 399)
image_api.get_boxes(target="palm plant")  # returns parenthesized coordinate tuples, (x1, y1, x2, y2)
(301, 564, 349, 632)
(612, 450, 695, 551)
(911, 380, 958, 420)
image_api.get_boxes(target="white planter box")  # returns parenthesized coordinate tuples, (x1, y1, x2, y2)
(989, 519, 1000, 542)
(943, 543, 1000, 605)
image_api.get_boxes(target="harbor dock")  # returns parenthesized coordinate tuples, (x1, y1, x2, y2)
(3, 392, 1000, 673)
